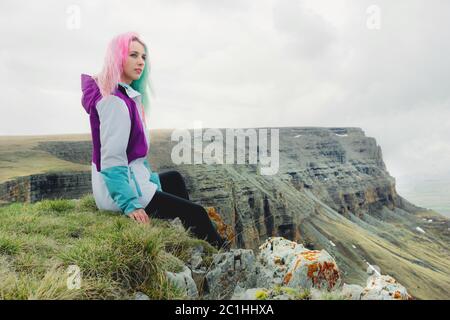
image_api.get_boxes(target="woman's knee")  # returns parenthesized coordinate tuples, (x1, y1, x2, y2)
(160, 170, 183, 181)
(170, 170, 185, 182)
(158, 170, 190, 200)
(162, 170, 186, 187)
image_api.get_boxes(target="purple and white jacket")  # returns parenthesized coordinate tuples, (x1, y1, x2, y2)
(81, 74, 161, 215)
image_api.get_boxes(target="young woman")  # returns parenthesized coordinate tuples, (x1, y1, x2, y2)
(81, 32, 229, 250)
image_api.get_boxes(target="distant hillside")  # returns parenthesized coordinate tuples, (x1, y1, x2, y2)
(0, 134, 91, 183)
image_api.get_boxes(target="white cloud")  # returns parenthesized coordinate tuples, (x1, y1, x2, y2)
(0, 0, 449, 183)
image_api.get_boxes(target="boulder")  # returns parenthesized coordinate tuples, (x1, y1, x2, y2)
(256, 237, 341, 291)
(203, 237, 412, 301)
(188, 245, 204, 270)
(134, 291, 150, 300)
(341, 284, 364, 300)
(361, 275, 412, 300)
(169, 217, 185, 233)
(204, 249, 257, 299)
(165, 265, 199, 299)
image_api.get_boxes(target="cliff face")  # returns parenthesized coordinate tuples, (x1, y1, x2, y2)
(0, 128, 448, 299)
(147, 127, 420, 248)
(274, 127, 414, 217)
(0, 172, 91, 203)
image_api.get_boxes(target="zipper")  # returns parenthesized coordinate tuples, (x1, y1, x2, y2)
(129, 167, 142, 197)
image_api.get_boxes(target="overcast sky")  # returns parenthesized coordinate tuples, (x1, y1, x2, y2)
(1, 0, 449, 186)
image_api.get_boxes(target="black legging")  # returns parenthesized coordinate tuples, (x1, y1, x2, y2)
(145, 170, 225, 249)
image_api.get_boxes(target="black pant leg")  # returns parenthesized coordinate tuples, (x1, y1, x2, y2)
(145, 191, 224, 247)
(158, 170, 190, 200)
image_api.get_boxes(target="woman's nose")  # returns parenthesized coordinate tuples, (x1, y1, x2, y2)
(138, 58, 145, 66)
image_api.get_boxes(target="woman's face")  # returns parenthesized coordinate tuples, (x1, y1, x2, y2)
(121, 40, 146, 84)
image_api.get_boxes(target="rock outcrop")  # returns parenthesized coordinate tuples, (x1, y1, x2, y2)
(167, 237, 412, 300)
(204, 249, 257, 300)
(256, 237, 340, 291)
(361, 275, 413, 300)
(165, 266, 199, 299)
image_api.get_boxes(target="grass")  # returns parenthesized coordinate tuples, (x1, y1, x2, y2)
(317, 290, 345, 300)
(0, 195, 219, 300)
(272, 285, 311, 300)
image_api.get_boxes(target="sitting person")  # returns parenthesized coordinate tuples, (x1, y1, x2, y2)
(81, 31, 230, 250)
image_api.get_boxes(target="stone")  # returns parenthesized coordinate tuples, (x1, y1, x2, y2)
(341, 284, 364, 300)
(204, 249, 257, 299)
(188, 245, 204, 270)
(205, 237, 416, 301)
(256, 237, 341, 291)
(134, 291, 150, 300)
(191, 269, 207, 296)
(170, 217, 185, 233)
(361, 275, 412, 300)
(165, 265, 199, 299)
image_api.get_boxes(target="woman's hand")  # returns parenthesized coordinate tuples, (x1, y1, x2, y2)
(128, 208, 150, 224)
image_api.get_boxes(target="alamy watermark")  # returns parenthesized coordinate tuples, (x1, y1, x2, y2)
(170, 121, 279, 175)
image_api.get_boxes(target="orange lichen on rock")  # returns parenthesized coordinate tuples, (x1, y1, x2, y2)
(281, 250, 340, 290)
(307, 262, 319, 280)
(320, 261, 340, 289)
(206, 207, 235, 242)
(283, 272, 293, 285)
(282, 255, 304, 284)
(307, 261, 340, 290)
(292, 256, 303, 271)
(300, 250, 321, 261)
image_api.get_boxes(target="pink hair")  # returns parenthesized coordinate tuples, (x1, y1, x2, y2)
(95, 32, 150, 100)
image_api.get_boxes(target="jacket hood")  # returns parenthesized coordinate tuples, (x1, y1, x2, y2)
(81, 74, 103, 114)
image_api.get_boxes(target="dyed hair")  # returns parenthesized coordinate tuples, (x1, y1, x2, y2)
(95, 32, 153, 113)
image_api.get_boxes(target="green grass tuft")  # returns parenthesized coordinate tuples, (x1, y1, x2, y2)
(34, 199, 76, 213)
